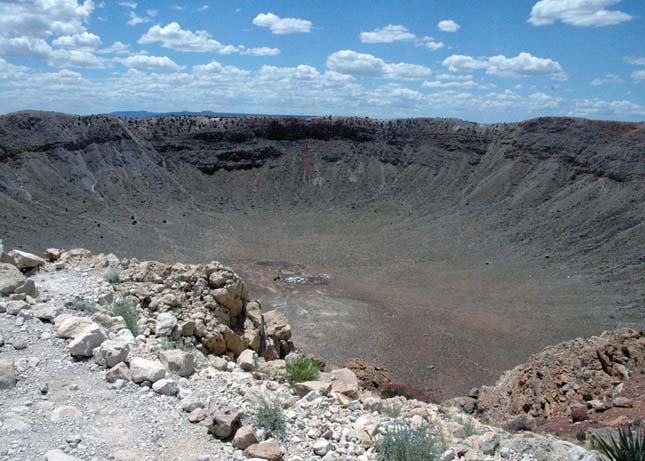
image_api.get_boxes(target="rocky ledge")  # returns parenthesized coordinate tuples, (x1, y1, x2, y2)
(0, 243, 623, 460)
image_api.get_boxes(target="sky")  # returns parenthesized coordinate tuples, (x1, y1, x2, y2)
(0, 0, 644, 122)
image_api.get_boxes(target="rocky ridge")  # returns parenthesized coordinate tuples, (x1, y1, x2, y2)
(0, 243, 607, 461)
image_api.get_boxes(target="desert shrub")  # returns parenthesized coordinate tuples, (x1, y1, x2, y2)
(111, 295, 140, 336)
(592, 422, 644, 461)
(251, 394, 287, 440)
(71, 299, 96, 314)
(380, 383, 433, 403)
(286, 357, 320, 385)
(458, 415, 481, 437)
(376, 422, 443, 461)
(103, 265, 122, 284)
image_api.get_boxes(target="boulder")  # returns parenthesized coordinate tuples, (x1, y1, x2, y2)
(14, 279, 38, 298)
(130, 357, 166, 383)
(313, 439, 333, 456)
(221, 326, 246, 356)
(152, 378, 178, 396)
(207, 404, 243, 439)
(55, 315, 95, 338)
(263, 310, 292, 341)
(7, 249, 46, 270)
(155, 312, 177, 337)
(32, 305, 61, 322)
(159, 349, 195, 377)
(233, 425, 258, 449)
(68, 324, 108, 357)
(5, 300, 29, 315)
(244, 440, 283, 461)
(330, 368, 359, 398)
(45, 248, 63, 261)
(237, 349, 258, 371)
(106, 362, 132, 383)
(0, 263, 25, 295)
(98, 339, 130, 367)
(0, 358, 17, 389)
(294, 381, 332, 397)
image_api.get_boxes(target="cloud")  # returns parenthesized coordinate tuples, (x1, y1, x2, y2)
(118, 54, 185, 70)
(118, 1, 137, 9)
(360, 24, 416, 43)
(422, 75, 494, 90)
(359, 25, 444, 50)
(442, 52, 566, 80)
(139, 23, 278, 56)
(241, 47, 280, 56)
(572, 98, 645, 116)
(326, 50, 431, 79)
(52, 32, 101, 50)
(127, 10, 153, 26)
(528, 0, 632, 26)
(437, 20, 460, 32)
(0, 0, 94, 38)
(0, 36, 104, 68)
(632, 70, 645, 81)
(252, 12, 312, 34)
(139, 22, 238, 53)
(192, 60, 250, 78)
(97, 41, 130, 55)
(624, 56, 645, 66)
(195, 5, 209, 12)
(590, 73, 624, 85)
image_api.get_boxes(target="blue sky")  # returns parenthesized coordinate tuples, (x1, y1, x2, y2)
(0, 0, 643, 121)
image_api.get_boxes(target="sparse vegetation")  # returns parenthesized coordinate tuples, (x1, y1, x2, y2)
(592, 422, 644, 461)
(376, 422, 443, 461)
(103, 265, 122, 284)
(110, 295, 140, 336)
(458, 415, 481, 437)
(286, 357, 320, 386)
(251, 394, 287, 440)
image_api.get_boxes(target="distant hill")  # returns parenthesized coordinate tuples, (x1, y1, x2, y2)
(105, 110, 314, 119)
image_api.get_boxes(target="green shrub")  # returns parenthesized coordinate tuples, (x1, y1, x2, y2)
(286, 357, 320, 385)
(592, 423, 644, 461)
(103, 265, 122, 284)
(251, 394, 287, 440)
(376, 422, 443, 461)
(111, 295, 140, 336)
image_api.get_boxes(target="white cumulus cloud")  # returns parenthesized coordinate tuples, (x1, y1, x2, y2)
(52, 32, 101, 50)
(326, 50, 431, 79)
(528, 0, 632, 26)
(118, 54, 185, 71)
(360, 24, 416, 43)
(443, 52, 566, 80)
(590, 73, 624, 85)
(632, 70, 645, 81)
(438, 20, 460, 32)
(139, 22, 238, 53)
(252, 12, 312, 34)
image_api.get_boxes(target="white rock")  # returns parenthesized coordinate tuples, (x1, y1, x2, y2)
(236, 349, 258, 372)
(313, 439, 333, 456)
(155, 312, 177, 336)
(130, 357, 166, 383)
(98, 339, 130, 367)
(0, 263, 24, 295)
(152, 378, 178, 395)
(159, 349, 195, 377)
(6, 249, 46, 270)
(0, 358, 17, 389)
(68, 324, 108, 357)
